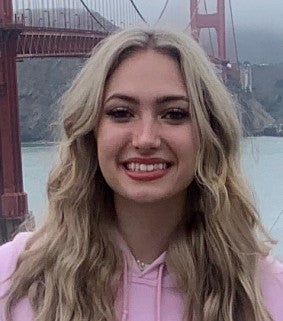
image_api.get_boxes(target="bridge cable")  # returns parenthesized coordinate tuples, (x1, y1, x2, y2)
(269, 209, 283, 233)
(79, 0, 109, 33)
(154, 0, 170, 26)
(183, 0, 202, 32)
(204, 0, 215, 57)
(129, 0, 149, 24)
(228, 0, 239, 65)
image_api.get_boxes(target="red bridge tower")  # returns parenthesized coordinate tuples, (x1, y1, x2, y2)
(0, 0, 28, 241)
(190, 0, 226, 61)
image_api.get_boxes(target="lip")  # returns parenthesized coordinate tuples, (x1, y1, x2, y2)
(120, 157, 172, 181)
(122, 157, 171, 164)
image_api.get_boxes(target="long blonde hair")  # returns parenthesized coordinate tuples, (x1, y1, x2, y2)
(4, 27, 274, 321)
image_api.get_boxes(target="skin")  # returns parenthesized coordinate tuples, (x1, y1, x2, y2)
(96, 50, 200, 263)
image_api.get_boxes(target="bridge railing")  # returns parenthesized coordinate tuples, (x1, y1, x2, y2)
(11, 0, 140, 32)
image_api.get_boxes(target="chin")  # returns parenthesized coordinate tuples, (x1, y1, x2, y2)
(123, 190, 174, 204)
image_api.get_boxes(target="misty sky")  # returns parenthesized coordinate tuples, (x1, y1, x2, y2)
(134, 0, 283, 32)
(134, 0, 283, 63)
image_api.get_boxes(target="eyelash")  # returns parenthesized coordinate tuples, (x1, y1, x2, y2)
(106, 107, 133, 121)
(162, 108, 190, 121)
(106, 107, 190, 122)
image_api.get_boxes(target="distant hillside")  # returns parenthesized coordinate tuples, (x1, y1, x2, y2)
(17, 58, 85, 141)
(199, 28, 283, 65)
(17, 59, 282, 142)
(236, 30, 283, 64)
(252, 64, 283, 123)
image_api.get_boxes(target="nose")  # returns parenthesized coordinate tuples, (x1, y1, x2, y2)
(132, 118, 161, 151)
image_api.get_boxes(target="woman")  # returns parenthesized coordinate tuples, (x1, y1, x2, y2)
(0, 27, 283, 321)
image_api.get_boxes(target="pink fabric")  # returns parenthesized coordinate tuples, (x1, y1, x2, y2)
(0, 232, 283, 321)
(0, 233, 34, 321)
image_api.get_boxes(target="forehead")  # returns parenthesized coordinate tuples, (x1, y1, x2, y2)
(104, 49, 187, 99)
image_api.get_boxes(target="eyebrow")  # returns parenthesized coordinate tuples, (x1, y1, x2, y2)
(104, 93, 190, 105)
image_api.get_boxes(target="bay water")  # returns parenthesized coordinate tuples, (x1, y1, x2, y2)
(21, 137, 283, 259)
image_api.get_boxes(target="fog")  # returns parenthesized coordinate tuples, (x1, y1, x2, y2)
(135, 0, 283, 32)
(11, 0, 283, 63)
(134, 0, 283, 63)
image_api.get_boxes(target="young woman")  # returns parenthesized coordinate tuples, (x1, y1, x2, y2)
(1, 27, 283, 321)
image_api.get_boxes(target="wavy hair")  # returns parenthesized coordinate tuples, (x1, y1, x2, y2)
(4, 27, 274, 321)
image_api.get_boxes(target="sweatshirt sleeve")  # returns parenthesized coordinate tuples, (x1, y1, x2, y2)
(260, 255, 283, 321)
(0, 233, 32, 321)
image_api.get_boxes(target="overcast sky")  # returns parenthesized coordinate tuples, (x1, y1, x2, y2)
(134, 0, 283, 33)
(133, 0, 283, 63)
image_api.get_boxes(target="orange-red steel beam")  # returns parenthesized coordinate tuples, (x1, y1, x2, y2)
(16, 28, 106, 57)
(190, 0, 226, 61)
(0, 1, 28, 226)
(0, 0, 13, 25)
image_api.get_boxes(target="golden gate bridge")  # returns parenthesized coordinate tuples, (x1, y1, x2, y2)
(0, 0, 239, 240)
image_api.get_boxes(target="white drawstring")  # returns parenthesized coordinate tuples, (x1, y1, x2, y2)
(156, 264, 164, 321)
(121, 255, 129, 321)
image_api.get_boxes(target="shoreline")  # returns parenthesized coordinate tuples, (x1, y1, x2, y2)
(21, 135, 283, 145)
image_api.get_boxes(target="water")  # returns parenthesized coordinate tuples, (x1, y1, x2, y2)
(21, 137, 283, 259)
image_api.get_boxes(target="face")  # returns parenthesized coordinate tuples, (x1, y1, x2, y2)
(96, 49, 200, 205)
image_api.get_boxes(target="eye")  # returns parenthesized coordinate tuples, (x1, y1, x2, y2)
(106, 107, 134, 122)
(162, 108, 190, 122)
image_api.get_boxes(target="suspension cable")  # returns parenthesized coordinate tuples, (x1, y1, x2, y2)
(128, 0, 148, 24)
(154, 0, 170, 26)
(183, 0, 201, 32)
(269, 209, 283, 233)
(79, 0, 109, 32)
(204, 0, 215, 56)
(228, 0, 239, 65)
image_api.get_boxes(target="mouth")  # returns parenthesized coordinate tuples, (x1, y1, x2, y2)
(121, 159, 173, 181)
(123, 162, 171, 172)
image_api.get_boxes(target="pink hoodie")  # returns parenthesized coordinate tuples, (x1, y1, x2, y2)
(0, 232, 283, 321)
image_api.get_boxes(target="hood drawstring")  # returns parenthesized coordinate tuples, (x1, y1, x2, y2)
(156, 264, 165, 321)
(121, 254, 129, 321)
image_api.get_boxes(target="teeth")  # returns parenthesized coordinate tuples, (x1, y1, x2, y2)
(125, 162, 168, 172)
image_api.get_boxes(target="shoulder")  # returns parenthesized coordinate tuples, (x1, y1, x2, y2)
(0, 233, 34, 321)
(0, 233, 33, 285)
(259, 254, 283, 321)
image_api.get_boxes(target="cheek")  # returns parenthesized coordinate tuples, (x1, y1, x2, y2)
(96, 123, 112, 167)
(186, 124, 200, 155)
(171, 125, 200, 153)
(96, 123, 127, 165)
(97, 136, 116, 166)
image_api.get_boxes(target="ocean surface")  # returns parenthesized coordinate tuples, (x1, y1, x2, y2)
(21, 136, 283, 259)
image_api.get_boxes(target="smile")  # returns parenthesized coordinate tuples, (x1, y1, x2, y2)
(125, 162, 168, 172)
(121, 159, 172, 181)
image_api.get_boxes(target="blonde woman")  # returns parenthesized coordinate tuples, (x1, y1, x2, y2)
(0, 28, 283, 321)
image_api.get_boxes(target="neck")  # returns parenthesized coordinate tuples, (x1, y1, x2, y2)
(114, 193, 186, 264)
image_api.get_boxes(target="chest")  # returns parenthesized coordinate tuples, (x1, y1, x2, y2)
(115, 275, 185, 321)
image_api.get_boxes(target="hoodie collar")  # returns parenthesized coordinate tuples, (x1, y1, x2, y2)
(112, 228, 167, 276)
(111, 228, 168, 321)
